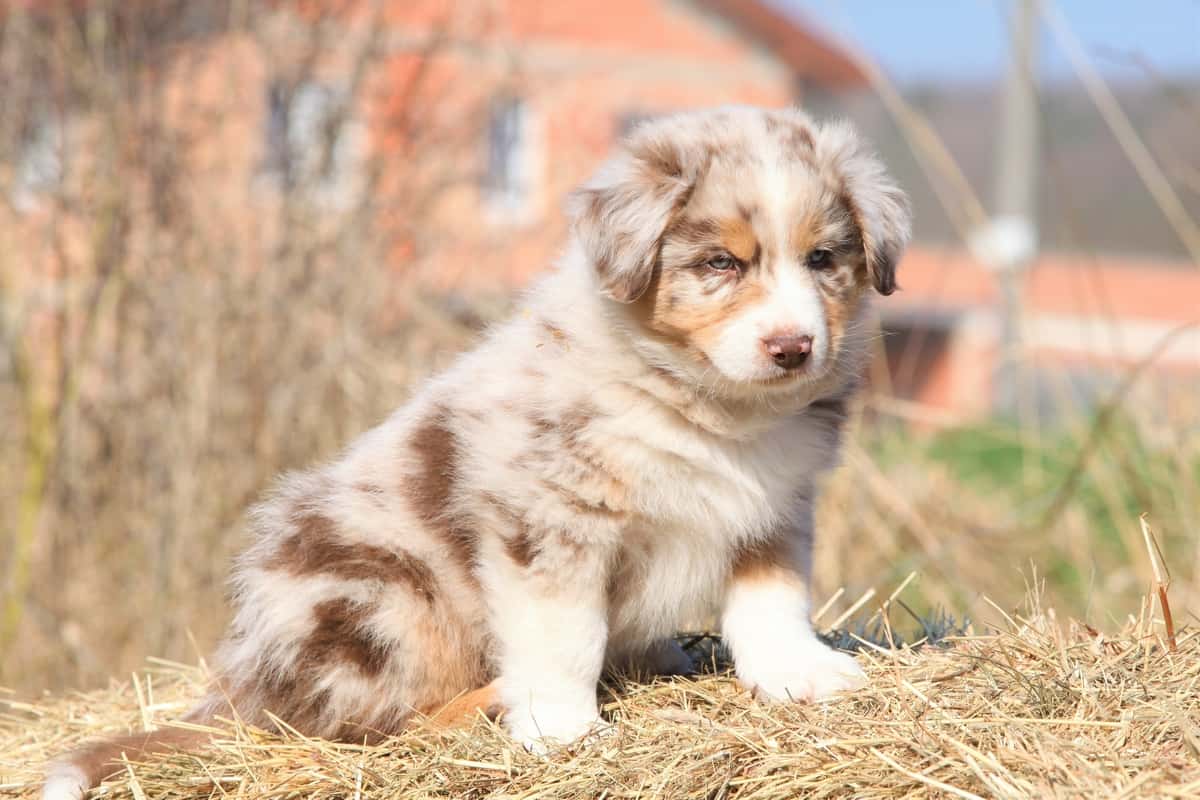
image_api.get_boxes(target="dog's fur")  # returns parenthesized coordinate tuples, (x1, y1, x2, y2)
(43, 106, 909, 799)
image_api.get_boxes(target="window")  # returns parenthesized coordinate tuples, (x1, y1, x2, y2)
(261, 78, 359, 204)
(483, 95, 534, 219)
(11, 113, 65, 211)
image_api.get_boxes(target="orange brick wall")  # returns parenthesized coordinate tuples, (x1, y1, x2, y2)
(326, 0, 801, 289)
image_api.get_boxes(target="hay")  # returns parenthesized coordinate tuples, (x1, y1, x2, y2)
(2, 596, 1197, 799)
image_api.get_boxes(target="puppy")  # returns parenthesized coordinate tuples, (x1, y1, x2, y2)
(44, 106, 909, 799)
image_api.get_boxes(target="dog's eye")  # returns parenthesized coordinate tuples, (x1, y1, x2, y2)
(806, 249, 833, 269)
(707, 253, 737, 272)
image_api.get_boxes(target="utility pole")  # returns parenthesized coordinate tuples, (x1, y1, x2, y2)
(970, 0, 1040, 416)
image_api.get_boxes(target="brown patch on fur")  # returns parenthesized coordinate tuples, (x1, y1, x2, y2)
(554, 529, 590, 561)
(642, 265, 768, 354)
(407, 407, 478, 576)
(815, 285, 851, 355)
(791, 213, 831, 264)
(791, 198, 865, 353)
(648, 364, 687, 390)
(574, 130, 709, 303)
(215, 670, 394, 742)
(459, 407, 488, 424)
(765, 114, 816, 159)
(529, 412, 556, 437)
(307, 597, 392, 677)
(504, 530, 537, 567)
(558, 404, 595, 447)
(540, 319, 569, 346)
(556, 405, 634, 515)
(513, 404, 633, 529)
(784, 123, 815, 155)
(218, 604, 462, 746)
(205, 615, 493, 743)
(604, 267, 650, 305)
(420, 680, 504, 729)
(837, 188, 895, 295)
(619, 373, 736, 435)
(579, 191, 654, 303)
(248, 672, 328, 735)
(668, 216, 720, 244)
(483, 491, 538, 568)
(629, 203, 777, 363)
(641, 137, 685, 180)
(406, 615, 496, 717)
(558, 487, 628, 520)
(549, 453, 631, 519)
(731, 526, 808, 589)
(269, 512, 438, 603)
(719, 216, 758, 263)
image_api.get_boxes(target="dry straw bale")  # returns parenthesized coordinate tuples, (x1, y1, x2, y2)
(2, 595, 1197, 799)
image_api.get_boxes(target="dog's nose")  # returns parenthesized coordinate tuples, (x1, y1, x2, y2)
(761, 334, 813, 370)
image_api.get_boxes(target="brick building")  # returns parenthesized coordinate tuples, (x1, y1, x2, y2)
(2, 0, 864, 362)
(348, 0, 867, 288)
(10, 1, 1191, 422)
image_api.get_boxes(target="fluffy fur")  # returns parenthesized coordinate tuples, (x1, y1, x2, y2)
(44, 106, 909, 799)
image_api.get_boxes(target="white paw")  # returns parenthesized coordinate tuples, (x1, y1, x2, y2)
(737, 641, 865, 703)
(506, 703, 604, 754)
(42, 763, 88, 800)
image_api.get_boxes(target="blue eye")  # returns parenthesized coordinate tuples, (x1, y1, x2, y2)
(806, 249, 833, 269)
(707, 253, 737, 271)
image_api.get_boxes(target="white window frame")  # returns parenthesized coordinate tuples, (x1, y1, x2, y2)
(261, 78, 361, 207)
(483, 94, 539, 223)
(11, 112, 65, 212)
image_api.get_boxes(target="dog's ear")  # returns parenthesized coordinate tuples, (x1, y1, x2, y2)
(569, 132, 701, 303)
(817, 121, 911, 296)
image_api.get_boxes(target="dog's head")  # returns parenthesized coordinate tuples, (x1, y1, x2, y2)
(570, 107, 909, 395)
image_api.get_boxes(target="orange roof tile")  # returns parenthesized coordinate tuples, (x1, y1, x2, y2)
(889, 247, 1200, 325)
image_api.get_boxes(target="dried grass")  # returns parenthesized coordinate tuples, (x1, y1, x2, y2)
(3, 593, 1196, 799)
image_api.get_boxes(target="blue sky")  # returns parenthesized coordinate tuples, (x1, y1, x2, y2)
(778, 0, 1200, 85)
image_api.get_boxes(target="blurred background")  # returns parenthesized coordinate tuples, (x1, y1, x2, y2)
(1, 0, 1197, 695)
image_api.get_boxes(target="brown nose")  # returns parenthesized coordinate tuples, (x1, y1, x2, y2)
(761, 334, 813, 370)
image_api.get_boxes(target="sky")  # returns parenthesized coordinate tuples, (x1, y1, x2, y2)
(779, 0, 1200, 85)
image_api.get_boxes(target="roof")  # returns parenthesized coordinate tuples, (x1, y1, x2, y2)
(7, 1, 867, 90)
(696, 0, 867, 88)
(886, 247, 1200, 325)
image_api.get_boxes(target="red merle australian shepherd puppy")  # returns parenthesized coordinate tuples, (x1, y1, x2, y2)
(45, 106, 909, 799)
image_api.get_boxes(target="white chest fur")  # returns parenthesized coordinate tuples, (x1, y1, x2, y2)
(600, 406, 836, 644)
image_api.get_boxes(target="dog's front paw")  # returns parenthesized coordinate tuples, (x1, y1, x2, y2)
(736, 640, 865, 703)
(506, 703, 604, 753)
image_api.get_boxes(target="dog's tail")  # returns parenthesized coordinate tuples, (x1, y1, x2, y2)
(42, 711, 214, 800)
(42, 681, 505, 798)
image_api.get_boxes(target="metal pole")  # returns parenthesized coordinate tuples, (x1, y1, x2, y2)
(985, 0, 1040, 416)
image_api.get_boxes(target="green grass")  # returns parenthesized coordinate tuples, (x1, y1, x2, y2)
(859, 412, 1199, 612)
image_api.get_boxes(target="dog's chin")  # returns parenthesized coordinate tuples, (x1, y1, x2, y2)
(751, 369, 822, 395)
(705, 363, 828, 399)
(664, 348, 832, 400)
